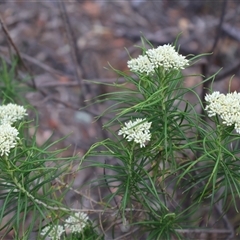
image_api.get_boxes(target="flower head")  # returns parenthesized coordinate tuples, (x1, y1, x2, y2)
(40, 225, 64, 240)
(205, 91, 226, 117)
(127, 44, 189, 75)
(118, 118, 152, 148)
(127, 55, 155, 75)
(146, 44, 189, 71)
(0, 103, 27, 125)
(64, 212, 89, 234)
(0, 124, 19, 156)
(205, 91, 240, 133)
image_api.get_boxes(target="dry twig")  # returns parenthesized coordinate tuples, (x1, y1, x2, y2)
(58, 0, 88, 106)
(0, 14, 36, 89)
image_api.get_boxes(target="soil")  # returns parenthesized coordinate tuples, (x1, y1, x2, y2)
(1, 1, 240, 239)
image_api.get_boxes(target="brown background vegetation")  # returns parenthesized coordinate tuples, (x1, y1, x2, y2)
(1, 0, 240, 239)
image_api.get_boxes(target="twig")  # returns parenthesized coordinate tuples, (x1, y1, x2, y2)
(216, 60, 240, 81)
(215, 200, 235, 240)
(98, 213, 106, 237)
(55, 177, 100, 205)
(113, 227, 141, 240)
(13, 170, 149, 215)
(222, 23, 240, 42)
(0, 47, 127, 88)
(200, 0, 228, 121)
(201, 0, 228, 117)
(58, 0, 88, 105)
(20, 51, 71, 78)
(0, 14, 36, 89)
(210, 0, 228, 54)
(176, 228, 232, 234)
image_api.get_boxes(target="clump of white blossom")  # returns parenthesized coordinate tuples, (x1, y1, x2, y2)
(118, 118, 152, 148)
(0, 103, 27, 125)
(127, 44, 189, 75)
(0, 103, 27, 156)
(0, 124, 19, 156)
(64, 212, 89, 234)
(127, 55, 155, 75)
(40, 225, 64, 240)
(205, 91, 240, 133)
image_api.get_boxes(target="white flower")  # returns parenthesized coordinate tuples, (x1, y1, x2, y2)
(146, 44, 189, 71)
(118, 118, 152, 148)
(205, 91, 240, 134)
(64, 212, 89, 234)
(127, 55, 155, 75)
(40, 225, 64, 240)
(0, 103, 27, 125)
(0, 124, 19, 156)
(235, 119, 240, 134)
(205, 91, 222, 103)
(127, 44, 189, 75)
(205, 91, 225, 117)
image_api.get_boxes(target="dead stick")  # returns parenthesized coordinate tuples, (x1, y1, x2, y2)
(58, 0, 88, 105)
(0, 14, 36, 89)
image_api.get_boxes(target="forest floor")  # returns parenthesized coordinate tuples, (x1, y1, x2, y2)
(1, 1, 240, 239)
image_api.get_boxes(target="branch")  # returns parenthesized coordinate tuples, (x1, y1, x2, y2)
(58, 0, 88, 106)
(201, 0, 228, 117)
(0, 14, 36, 89)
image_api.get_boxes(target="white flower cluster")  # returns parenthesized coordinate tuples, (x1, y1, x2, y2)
(0, 103, 27, 156)
(65, 212, 89, 233)
(0, 103, 27, 125)
(0, 124, 19, 156)
(127, 55, 155, 75)
(205, 91, 240, 133)
(41, 212, 89, 239)
(40, 225, 64, 240)
(118, 118, 152, 148)
(127, 44, 189, 75)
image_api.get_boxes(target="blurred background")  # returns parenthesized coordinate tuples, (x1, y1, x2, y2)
(1, 0, 240, 239)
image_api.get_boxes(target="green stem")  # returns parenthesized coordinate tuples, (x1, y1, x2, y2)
(160, 83, 169, 206)
(4, 156, 69, 213)
(200, 124, 224, 202)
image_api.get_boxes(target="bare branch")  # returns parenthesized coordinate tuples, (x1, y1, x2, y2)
(58, 0, 88, 106)
(0, 14, 36, 89)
